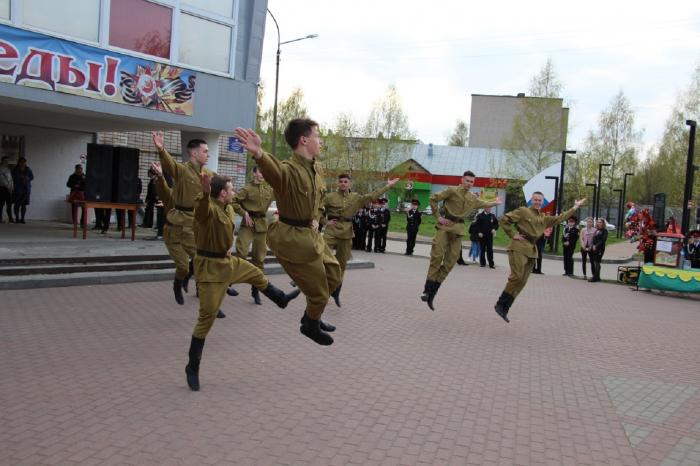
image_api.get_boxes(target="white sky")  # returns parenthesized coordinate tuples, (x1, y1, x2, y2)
(259, 0, 700, 152)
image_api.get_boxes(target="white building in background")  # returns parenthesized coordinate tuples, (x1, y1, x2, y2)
(0, 0, 267, 221)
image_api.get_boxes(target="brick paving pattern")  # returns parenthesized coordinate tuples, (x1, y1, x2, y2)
(1, 252, 699, 465)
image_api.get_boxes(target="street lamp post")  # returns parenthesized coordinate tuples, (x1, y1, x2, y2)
(621, 172, 634, 235)
(613, 188, 623, 238)
(681, 120, 696, 234)
(267, 9, 318, 156)
(545, 175, 559, 252)
(595, 163, 611, 221)
(586, 183, 597, 220)
(558, 150, 576, 216)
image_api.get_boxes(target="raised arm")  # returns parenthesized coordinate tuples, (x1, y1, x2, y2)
(545, 199, 586, 228)
(355, 178, 400, 211)
(234, 128, 285, 191)
(152, 131, 179, 179)
(194, 172, 213, 224)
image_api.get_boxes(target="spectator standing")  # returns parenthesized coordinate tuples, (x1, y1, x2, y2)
(589, 218, 608, 283)
(11, 157, 33, 224)
(468, 221, 480, 263)
(579, 217, 596, 279)
(474, 206, 499, 268)
(405, 199, 422, 255)
(562, 215, 579, 276)
(0, 156, 13, 223)
(141, 167, 158, 228)
(66, 164, 86, 226)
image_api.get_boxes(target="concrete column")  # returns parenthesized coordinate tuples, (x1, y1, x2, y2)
(180, 132, 221, 173)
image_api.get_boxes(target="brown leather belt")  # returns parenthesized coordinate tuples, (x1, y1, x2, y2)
(279, 216, 311, 228)
(247, 211, 266, 218)
(174, 204, 193, 212)
(197, 249, 227, 258)
(444, 213, 464, 223)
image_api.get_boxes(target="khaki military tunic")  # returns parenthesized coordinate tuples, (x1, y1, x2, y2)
(191, 193, 269, 339)
(255, 151, 340, 320)
(323, 185, 391, 274)
(232, 181, 274, 269)
(427, 186, 497, 282)
(159, 148, 215, 278)
(500, 206, 577, 297)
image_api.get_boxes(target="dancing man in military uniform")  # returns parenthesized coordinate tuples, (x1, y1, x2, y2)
(152, 132, 215, 305)
(421, 171, 501, 310)
(405, 199, 422, 255)
(184, 173, 300, 391)
(232, 166, 275, 305)
(322, 173, 398, 306)
(235, 119, 341, 346)
(494, 192, 584, 323)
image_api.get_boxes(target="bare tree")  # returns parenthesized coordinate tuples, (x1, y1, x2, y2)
(529, 58, 563, 98)
(447, 119, 469, 147)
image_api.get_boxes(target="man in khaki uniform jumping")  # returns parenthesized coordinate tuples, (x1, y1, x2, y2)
(235, 119, 341, 346)
(232, 166, 275, 305)
(322, 174, 398, 306)
(494, 192, 584, 323)
(152, 132, 215, 305)
(185, 173, 300, 391)
(421, 171, 501, 310)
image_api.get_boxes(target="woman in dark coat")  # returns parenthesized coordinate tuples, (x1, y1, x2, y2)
(11, 157, 33, 223)
(589, 218, 609, 283)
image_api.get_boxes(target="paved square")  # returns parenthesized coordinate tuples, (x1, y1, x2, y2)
(1, 252, 699, 465)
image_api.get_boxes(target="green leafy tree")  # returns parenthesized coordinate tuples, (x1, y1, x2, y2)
(258, 87, 309, 159)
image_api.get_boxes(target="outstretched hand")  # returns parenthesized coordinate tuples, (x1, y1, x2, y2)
(151, 131, 164, 151)
(574, 198, 586, 209)
(200, 172, 211, 194)
(387, 177, 400, 187)
(234, 128, 263, 158)
(150, 162, 162, 176)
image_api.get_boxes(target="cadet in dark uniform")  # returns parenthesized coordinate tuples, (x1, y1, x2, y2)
(421, 171, 501, 310)
(352, 209, 365, 250)
(494, 192, 584, 323)
(235, 120, 342, 346)
(152, 132, 215, 305)
(562, 215, 579, 276)
(376, 198, 391, 252)
(405, 199, 422, 255)
(322, 174, 397, 306)
(365, 199, 381, 252)
(474, 206, 499, 268)
(185, 173, 300, 391)
(232, 166, 275, 305)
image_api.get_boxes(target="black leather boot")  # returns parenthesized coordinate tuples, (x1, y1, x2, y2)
(251, 286, 262, 305)
(420, 280, 440, 311)
(300, 314, 335, 332)
(261, 283, 301, 309)
(494, 291, 514, 323)
(173, 278, 184, 305)
(330, 283, 342, 307)
(216, 310, 226, 318)
(457, 251, 466, 265)
(226, 287, 239, 297)
(300, 315, 334, 346)
(185, 336, 205, 391)
(182, 260, 194, 293)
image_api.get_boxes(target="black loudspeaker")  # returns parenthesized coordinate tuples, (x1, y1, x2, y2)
(85, 143, 113, 202)
(112, 146, 140, 203)
(653, 193, 666, 228)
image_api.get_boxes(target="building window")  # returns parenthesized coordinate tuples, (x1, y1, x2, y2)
(181, 0, 234, 18)
(109, 0, 172, 59)
(22, 0, 99, 42)
(0, 0, 9, 20)
(179, 13, 231, 73)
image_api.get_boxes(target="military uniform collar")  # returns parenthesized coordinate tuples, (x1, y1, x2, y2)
(336, 189, 350, 196)
(529, 207, 541, 214)
(212, 198, 227, 209)
(292, 152, 315, 168)
(187, 160, 203, 172)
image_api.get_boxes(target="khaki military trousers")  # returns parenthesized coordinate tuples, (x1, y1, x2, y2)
(324, 234, 353, 276)
(504, 251, 536, 298)
(427, 228, 463, 283)
(235, 225, 267, 269)
(276, 243, 341, 320)
(164, 222, 196, 278)
(192, 256, 270, 339)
